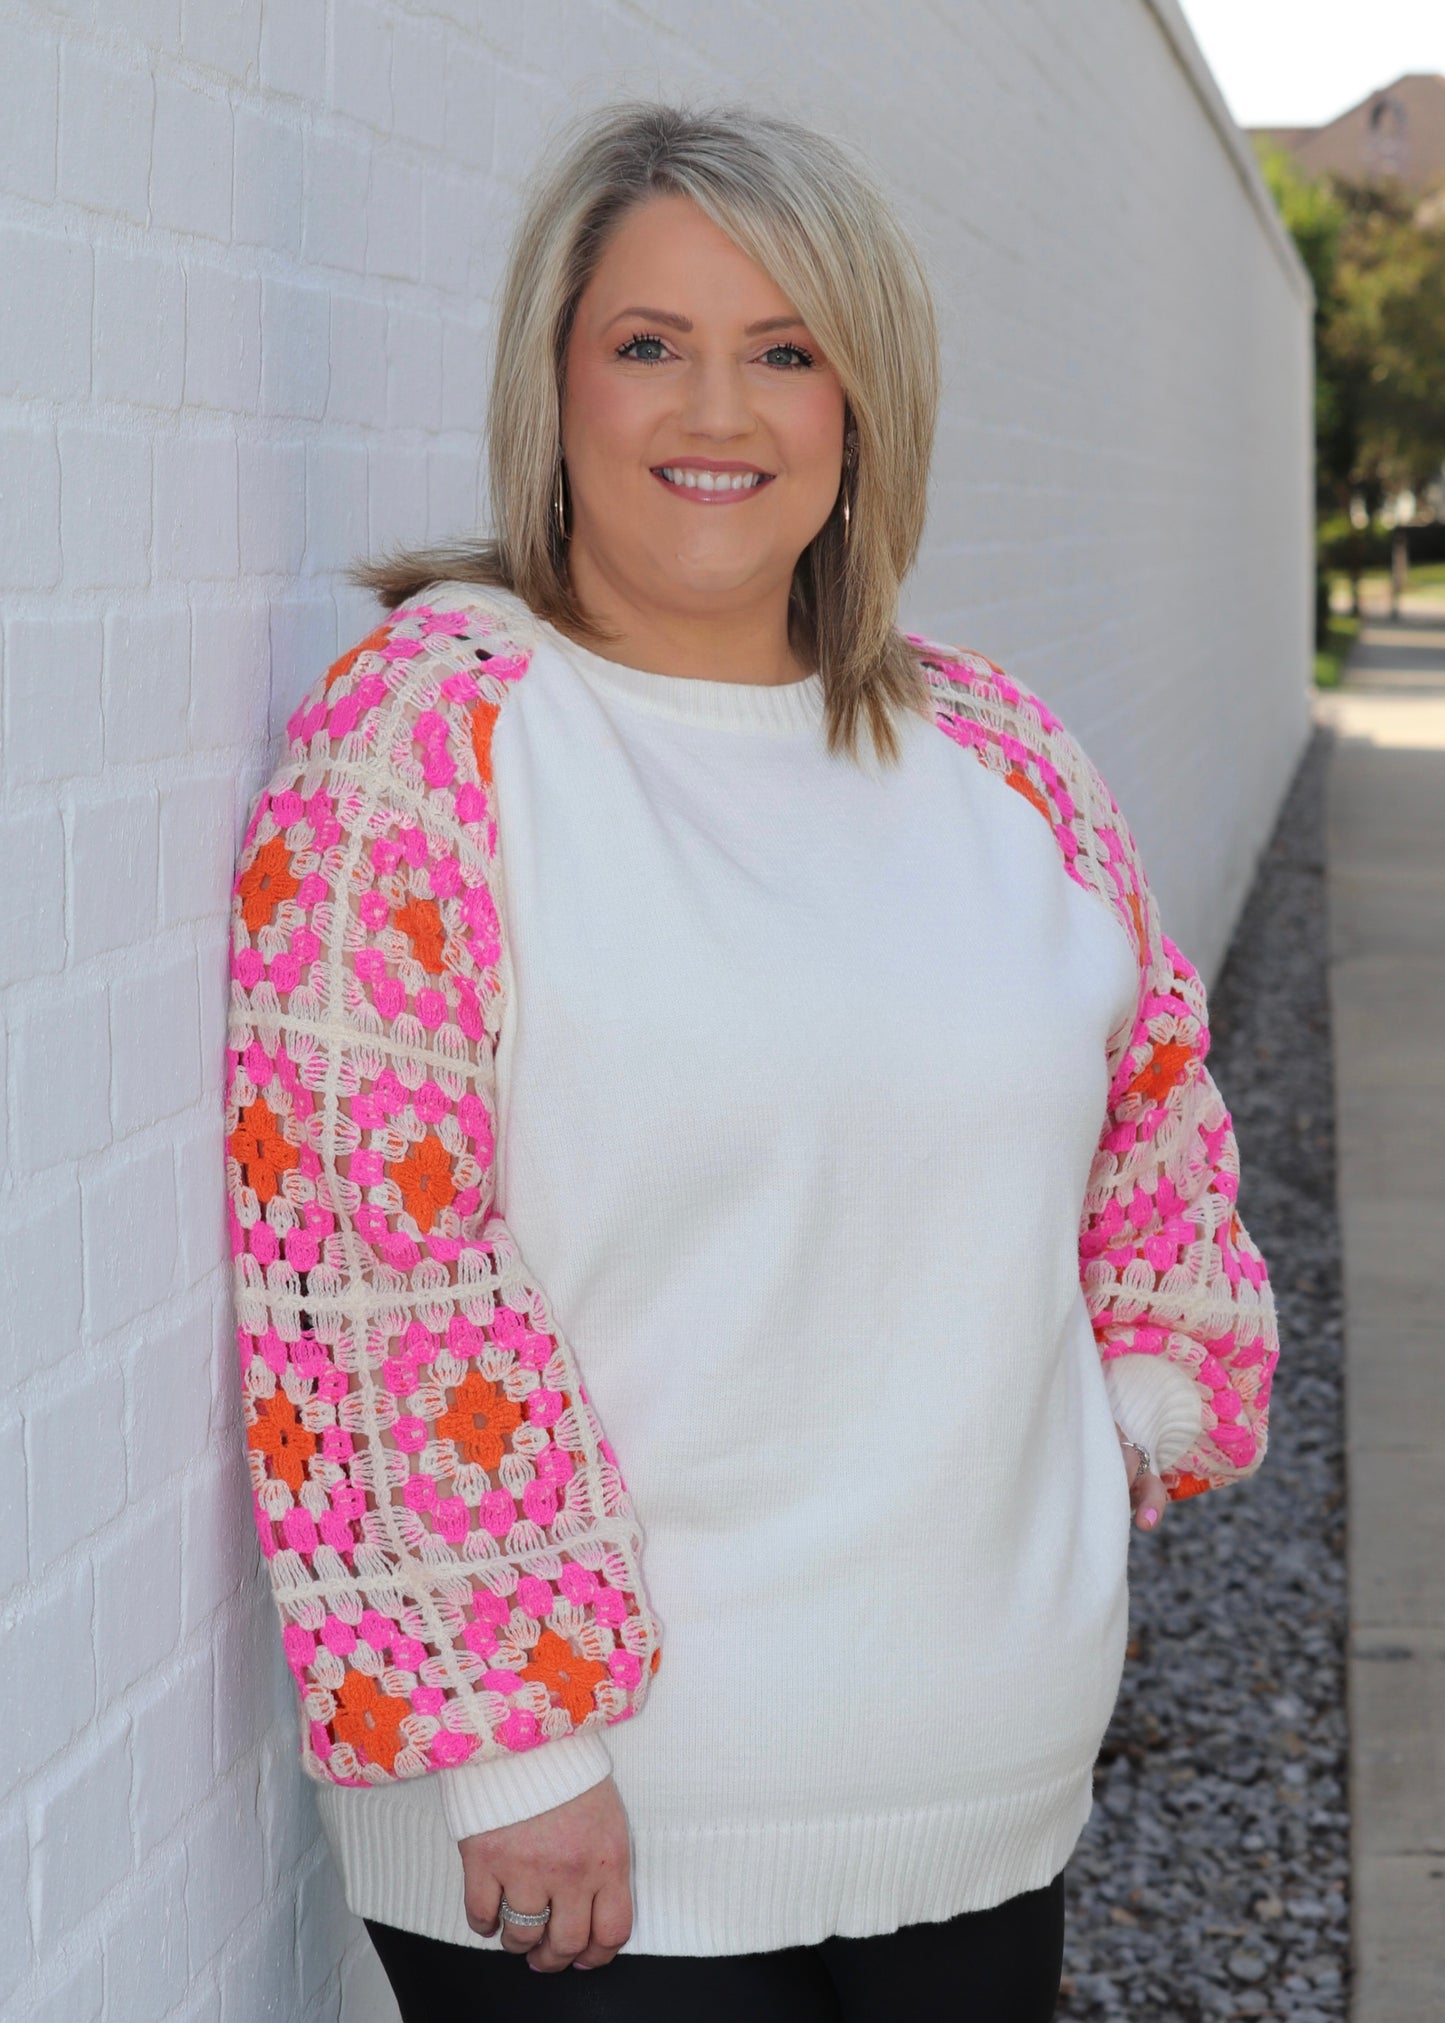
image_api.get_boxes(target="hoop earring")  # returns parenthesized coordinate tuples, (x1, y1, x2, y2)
(840, 483, 851, 549)
(553, 459, 568, 547)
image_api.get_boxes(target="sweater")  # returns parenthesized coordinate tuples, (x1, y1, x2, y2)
(224, 581, 1279, 1954)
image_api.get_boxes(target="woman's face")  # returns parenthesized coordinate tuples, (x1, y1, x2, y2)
(560, 193, 848, 620)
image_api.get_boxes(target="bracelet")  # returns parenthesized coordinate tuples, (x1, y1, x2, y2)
(1119, 1435, 1155, 1480)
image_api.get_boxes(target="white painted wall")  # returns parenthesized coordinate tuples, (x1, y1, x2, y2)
(0, 2, 1310, 2018)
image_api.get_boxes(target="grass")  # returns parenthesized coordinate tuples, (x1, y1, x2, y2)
(1327, 560, 1445, 603)
(1314, 613, 1359, 689)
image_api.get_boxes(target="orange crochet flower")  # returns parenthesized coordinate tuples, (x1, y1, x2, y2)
(471, 699, 500, 785)
(238, 834, 301, 933)
(332, 1668, 410, 1771)
(394, 897, 446, 975)
(248, 1391, 317, 1493)
(389, 1134, 457, 1233)
(437, 1372, 523, 1470)
(523, 1628, 610, 1725)
(229, 1096, 300, 1203)
(1004, 765, 1052, 826)
(324, 621, 392, 690)
(1128, 1040, 1196, 1104)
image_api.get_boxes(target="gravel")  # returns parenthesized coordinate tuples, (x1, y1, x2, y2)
(1057, 723, 1350, 2023)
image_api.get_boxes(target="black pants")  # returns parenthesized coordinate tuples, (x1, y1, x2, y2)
(365, 1868, 1066, 2021)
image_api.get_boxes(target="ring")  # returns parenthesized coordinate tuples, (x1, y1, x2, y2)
(499, 1894, 552, 1929)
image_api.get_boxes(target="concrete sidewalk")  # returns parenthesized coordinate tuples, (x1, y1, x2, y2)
(1316, 597, 1445, 2023)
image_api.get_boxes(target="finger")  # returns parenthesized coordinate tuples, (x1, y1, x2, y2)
(524, 1888, 593, 1973)
(571, 1876, 634, 1969)
(497, 1892, 553, 1956)
(460, 1858, 501, 1939)
(1133, 1471, 1167, 1530)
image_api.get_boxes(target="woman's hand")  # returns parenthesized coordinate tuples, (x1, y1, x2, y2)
(1116, 1424, 1168, 1532)
(458, 1774, 633, 1973)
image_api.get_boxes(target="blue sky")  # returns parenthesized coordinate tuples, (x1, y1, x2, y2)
(1177, 0, 1445, 127)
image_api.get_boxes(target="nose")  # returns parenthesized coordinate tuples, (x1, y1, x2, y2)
(677, 353, 756, 442)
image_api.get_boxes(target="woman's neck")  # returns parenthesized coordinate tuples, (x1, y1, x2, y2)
(560, 550, 810, 688)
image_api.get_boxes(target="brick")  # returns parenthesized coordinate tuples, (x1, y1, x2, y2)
(130, 1650, 215, 1860)
(108, 0, 182, 43)
(0, 17, 58, 203)
(160, 772, 235, 925)
(267, 601, 336, 725)
(154, 434, 239, 579)
(441, 313, 488, 432)
(0, 1414, 26, 1600)
(0, 1809, 30, 2008)
(101, 1845, 187, 2021)
(390, 20, 448, 149)
(181, 1440, 255, 1637)
(386, 307, 442, 431)
(92, 1494, 181, 1701)
(174, 1112, 226, 1286)
(339, 1931, 397, 2023)
(70, 790, 158, 962)
(183, 1775, 265, 1972)
(151, 74, 233, 240)
(59, 425, 152, 588)
(428, 446, 482, 543)
(0, 1180, 82, 1394)
(94, 243, 186, 409)
(124, 1306, 214, 1498)
(259, 276, 330, 420)
(239, 438, 307, 576)
(259, 0, 326, 97)
(327, 292, 387, 426)
(81, 1138, 177, 1337)
(219, 1888, 303, 2023)
(301, 130, 369, 274)
(368, 442, 428, 557)
(0, 225, 92, 400)
(110, 954, 201, 1136)
(234, 104, 303, 253)
(196, 921, 233, 1097)
(3, 612, 103, 785)
(444, 43, 495, 171)
(30, 1719, 132, 1950)
(26, 1363, 126, 1572)
(0, 426, 61, 588)
(189, 599, 271, 749)
(57, 42, 152, 222)
(184, 264, 262, 413)
(330, 0, 392, 132)
(181, 0, 261, 81)
(422, 169, 483, 294)
(0, 1564, 94, 1797)
(210, 1586, 279, 1778)
(103, 604, 190, 766)
(365, 154, 422, 282)
(303, 440, 367, 576)
(27, 1953, 102, 2023)
(296, 1846, 354, 2012)
(9, 988, 111, 1173)
(0, 805, 66, 984)
(255, 1729, 322, 1893)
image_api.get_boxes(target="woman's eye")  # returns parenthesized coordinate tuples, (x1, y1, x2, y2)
(760, 342, 815, 369)
(616, 333, 671, 363)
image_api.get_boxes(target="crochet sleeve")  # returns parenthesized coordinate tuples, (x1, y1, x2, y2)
(224, 603, 662, 1838)
(1079, 844, 1280, 1503)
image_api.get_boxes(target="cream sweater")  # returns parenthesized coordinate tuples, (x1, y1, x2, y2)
(301, 605, 1211, 1953)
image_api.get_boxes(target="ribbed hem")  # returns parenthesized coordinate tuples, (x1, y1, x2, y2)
(316, 1765, 1094, 1956)
(1102, 1353, 1205, 1474)
(543, 624, 825, 735)
(438, 1730, 614, 1840)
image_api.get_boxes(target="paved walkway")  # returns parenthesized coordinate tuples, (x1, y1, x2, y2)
(1315, 594, 1445, 2023)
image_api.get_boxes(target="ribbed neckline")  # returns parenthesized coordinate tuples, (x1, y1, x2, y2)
(540, 620, 825, 736)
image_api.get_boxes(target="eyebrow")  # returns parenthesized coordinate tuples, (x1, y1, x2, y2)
(607, 307, 808, 337)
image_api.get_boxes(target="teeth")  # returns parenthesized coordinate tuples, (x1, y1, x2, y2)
(660, 468, 764, 491)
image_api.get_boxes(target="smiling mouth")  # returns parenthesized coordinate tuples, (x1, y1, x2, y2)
(651, 464, 775, 500)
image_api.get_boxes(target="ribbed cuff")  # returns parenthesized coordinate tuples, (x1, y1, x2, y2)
(1102, 1353, 1204, 1475)
(439, 1730, 614, 1841)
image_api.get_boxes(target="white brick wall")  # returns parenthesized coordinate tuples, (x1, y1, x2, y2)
(0, 3, 1309, 2019)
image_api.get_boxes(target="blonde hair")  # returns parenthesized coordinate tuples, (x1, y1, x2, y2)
(354, 101, 941, 766)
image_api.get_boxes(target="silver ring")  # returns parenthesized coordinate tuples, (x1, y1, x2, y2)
(498, 1894, 552, 1929)
(1120, 1436, 1155, 1480)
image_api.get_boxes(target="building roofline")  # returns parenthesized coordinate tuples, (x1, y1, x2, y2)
(1141, 0, 1315, 308)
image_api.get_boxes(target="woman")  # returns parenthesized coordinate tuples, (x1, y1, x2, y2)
(224, 102, 1278, 2019)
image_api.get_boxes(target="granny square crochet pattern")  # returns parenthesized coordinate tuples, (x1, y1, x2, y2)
(225, 586, 1278, 1794)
